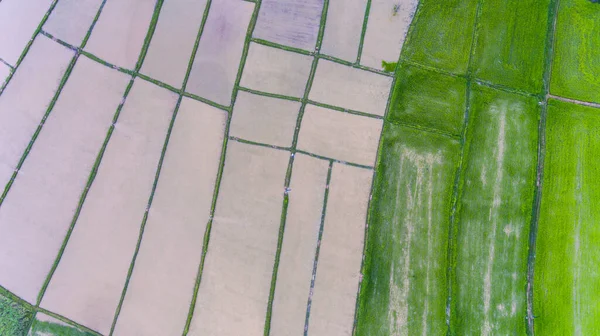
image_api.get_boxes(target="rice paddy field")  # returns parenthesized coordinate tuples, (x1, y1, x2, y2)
(0, 0, 598, 335)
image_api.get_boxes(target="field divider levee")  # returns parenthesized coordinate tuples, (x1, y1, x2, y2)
(444, 0, 484, 332)
(262, 0, 330, 334)
(33, 0, 164, 322)
(526, 0, 560, 334)
(0, 0, 60, 95)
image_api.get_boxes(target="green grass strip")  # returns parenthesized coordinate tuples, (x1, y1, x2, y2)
(262, 1, 330, 334)
(526, 0, 560, 334)
(355, 0, 371, 64)
(36, 307, 102, 336)
(303, 160, 333, 335)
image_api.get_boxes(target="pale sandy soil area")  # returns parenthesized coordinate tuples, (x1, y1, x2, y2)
(0, 0, 414, 334)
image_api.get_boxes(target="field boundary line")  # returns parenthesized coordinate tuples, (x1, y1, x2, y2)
(526, 0, 560, 334)
(303, 160, 334, 335)
(548, 94, 600, 109)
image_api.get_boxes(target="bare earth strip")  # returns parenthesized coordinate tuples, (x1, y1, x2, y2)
(356, 124, 460, 335)
(113, 99, 226, 336)
(43, 0, 104, 47)
(453, 85, 539, 335)
(140, 0, 208, 89)
(84, 0, 157, 70)
(188, 142, 289, 336)
(186, 0, 254, 106)
(0, 57, 129, 303)
(320, 0, 368, 62)
(0, 36, 73, 191)
(0, 0, 53, 65)
(270, 153, 329, 336)
(360, 0, 418, 69)
(40, 79, 177, 334)
(534, 100, 600, 335)
(308, 163, 372, 335)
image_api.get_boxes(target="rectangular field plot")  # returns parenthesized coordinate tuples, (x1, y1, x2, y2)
(472, 0, 550, 94)
(186, 0, 254, 106)
(0, 0, 53, 65)
(230, 91, 301, 147)
(320, 0, 367, 62)
(40, 79, 177, 335)
(43, 0, 104, 46)
(550, 0, 600, 104)
(0, 57, 129, 303)
(360, 0, 418, 70)
(388, 63, 467, 135)
(309, 59, 392, 116)
(402, 0, 478, 75)
(355, 124, 459, 336)
(240, 43, 313, 99)
(112, 99, 226, 336)
(253, 0, 323, 51)
(270, 154, 329, 336)
(0, 36, 73, 194)
(84, 0, 156, 69)
(188, 142, 289, 336)
(534, 100, 600, 335)
(452, 85, 539, 335)
(140, 0, 208, 88)
(308, 163, 372, 336)
(297, 104, 382, 166)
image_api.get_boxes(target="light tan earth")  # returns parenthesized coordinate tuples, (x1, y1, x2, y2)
(0, 0, 412, 334)
(140, 0, 208, 88)
(113, 99, 226, 336)
(0, 36, 72, 189)
(241, 42, 313, 98)
(230, 91, 301, 147)
(40, 79, 177, 335)
(188, 142, 288, 336)
(0, 57, 129, 303)
(321, 0, 368, 62)
(85, 0, 156, 70)
(186, 0, 254, 105)
(309, 59, 393, 116)
(0, 0, 53, 65)
(270, 154, 329, 336)
(297, 104, 382, 166)
(44, 0, 104, 46)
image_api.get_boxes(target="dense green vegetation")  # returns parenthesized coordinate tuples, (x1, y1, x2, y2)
(472, 0, 551, 93)
(452, 84, 538, 335)
(356, 124, 459, 335)
(534, 99, 600, 335)
(550, 0, 600, 103)
(388, 64, 466, 135)
(402, 0, 478, 74)
(0, 293, 33, 336)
